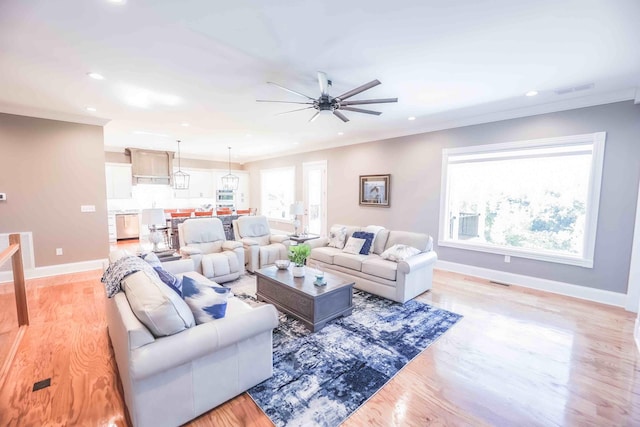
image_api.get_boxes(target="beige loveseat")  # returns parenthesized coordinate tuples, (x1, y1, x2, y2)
(105, 251, 278, 427)
(308, 225, 437, 303)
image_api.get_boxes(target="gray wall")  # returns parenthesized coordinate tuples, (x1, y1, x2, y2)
(244, 101, 640, 294)
(0, 113, 109, 267)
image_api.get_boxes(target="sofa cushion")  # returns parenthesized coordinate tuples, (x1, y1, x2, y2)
(182, 276, 231, 323)
(237, 215, 271, 237)
(333, 253, 369, 271)
(260, 243, 288, 267)
(310, 247, 342, 265)
(342, 237, 366, 255)
(122, 270, 195, 337)
(363, 225, 385, 254)
(352, 231, 375, 255)
(385, 231, 431, 252)
(328, 225, 348, 249)
(361, 258, 398, 281)
(372, 229, 390, 255)
(381, 244, 421, 262)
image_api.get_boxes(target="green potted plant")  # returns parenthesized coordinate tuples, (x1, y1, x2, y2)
(289, 244, 311, 277)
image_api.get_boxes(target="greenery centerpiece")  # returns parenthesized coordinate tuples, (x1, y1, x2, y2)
(289, 244, 311, 277)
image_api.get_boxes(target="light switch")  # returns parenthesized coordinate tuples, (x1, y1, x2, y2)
(0, 193, 6, 201)
(81, 205, 96, 212)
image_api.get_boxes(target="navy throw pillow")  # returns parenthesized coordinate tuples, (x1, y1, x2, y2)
(352, 231, 375, 255)
(153, 266, 183, 297)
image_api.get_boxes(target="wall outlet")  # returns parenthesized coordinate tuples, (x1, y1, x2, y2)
(0, 193, 6, 201)
(80, 205, 96, 212)
(504, 255, 511, 263)
(56, 248, 63, 256)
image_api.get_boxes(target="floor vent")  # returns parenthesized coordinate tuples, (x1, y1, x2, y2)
(490, 280, 511, 287)
(32, 378, 51, 392)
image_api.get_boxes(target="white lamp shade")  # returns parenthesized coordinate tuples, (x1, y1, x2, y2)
(141, 208, 166, 226)
(290, 201, 304, 216)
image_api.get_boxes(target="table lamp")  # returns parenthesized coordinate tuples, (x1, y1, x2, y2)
(289, 201, 304, 236)
(141, 208, 167, 252)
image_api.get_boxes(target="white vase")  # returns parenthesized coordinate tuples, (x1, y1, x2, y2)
(292, 265, 305, 278)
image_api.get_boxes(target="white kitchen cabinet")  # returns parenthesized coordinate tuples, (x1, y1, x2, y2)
(105, 163, 132, 199)
(174, 168, 214, 199)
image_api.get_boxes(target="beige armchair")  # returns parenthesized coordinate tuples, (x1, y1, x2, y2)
(179, 218, 245, 283)
(232, 215, 291, 273)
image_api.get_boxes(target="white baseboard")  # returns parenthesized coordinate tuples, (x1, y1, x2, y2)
(0, 258, 108, 284)
(435, 260, 627, 308)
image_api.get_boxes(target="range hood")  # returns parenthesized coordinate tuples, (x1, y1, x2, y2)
(126, 148, 174, 185)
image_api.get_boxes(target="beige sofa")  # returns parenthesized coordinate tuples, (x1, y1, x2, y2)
(308, 225, 437, 303)
(106, 252, 278, 427)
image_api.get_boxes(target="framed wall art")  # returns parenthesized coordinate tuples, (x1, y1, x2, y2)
(359, 174, 390, 207)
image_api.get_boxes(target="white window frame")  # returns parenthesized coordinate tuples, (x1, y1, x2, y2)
(438, 132, 606, 268)
(260, 166, 295, 221)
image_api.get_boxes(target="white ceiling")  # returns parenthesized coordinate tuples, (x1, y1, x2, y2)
(1, 0, 639, 162)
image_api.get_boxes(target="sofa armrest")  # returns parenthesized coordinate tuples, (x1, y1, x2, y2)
(307, 237, 329, 249)
(397, 251, 438, 274)
(162, 258, 197, 275)
(270, 234, 290, 244)
(129, 304, 279, 380)
(180, 246, 202, 256)
(222, 240, 243, 251)
(240, 237, 259, 246)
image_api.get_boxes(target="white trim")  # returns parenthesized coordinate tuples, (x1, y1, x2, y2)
(0, 259, 107, 284)
(302, 160, 328, 236)
(435, 260, 626, 308)
(625, 181, 640, 312)
(438, 132, 606, 268)
(0, 103, 110, 126)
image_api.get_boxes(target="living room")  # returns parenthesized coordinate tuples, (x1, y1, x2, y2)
(1, 1, 640, 426)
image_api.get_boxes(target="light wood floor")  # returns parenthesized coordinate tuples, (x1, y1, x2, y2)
(1, 268, 639, 426)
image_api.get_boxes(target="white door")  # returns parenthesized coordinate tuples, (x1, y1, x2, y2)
(302, 161, 327, 236)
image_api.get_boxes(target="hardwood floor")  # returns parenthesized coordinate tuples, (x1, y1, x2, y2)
(1, 268, 639, 426)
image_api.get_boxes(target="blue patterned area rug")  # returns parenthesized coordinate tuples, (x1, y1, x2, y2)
(244, 290, 462, 427)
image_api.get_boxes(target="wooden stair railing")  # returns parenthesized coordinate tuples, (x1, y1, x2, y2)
(0, 233, 29, 389)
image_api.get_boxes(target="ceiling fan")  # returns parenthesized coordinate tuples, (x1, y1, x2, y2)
(257, 72, 398, 122)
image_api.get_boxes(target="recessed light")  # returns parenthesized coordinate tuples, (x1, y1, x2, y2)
(86, 107, 97, 112)
(337, 132, 344, 136)
(181, 123, 189, 127)
(245, 133, 252, 138)
(408, 116, 416, 121)
(525, 90, 538, 97)
(87, 72, 104, 80)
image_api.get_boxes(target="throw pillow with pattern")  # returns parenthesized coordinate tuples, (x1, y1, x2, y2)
(380, 244, 421, 262)
(328, 226, 348, 249)
(342, 236, 366, 255)
(352, 231, 375, 255)
(152, 267, 183, 297)
(182, 276, 231, 323)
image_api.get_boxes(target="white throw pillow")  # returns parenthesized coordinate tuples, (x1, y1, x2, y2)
(328, 226, 348, 249)
(122, 271, 195, 337)
(380, 244, 421, 262)
(343, 237, 366, 255)
(364, 225, 385, 254)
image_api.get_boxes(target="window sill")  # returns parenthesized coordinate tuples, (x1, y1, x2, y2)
(437, 239, 593, 268)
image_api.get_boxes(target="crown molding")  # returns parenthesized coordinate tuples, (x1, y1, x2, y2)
(0, 103, 111, 126)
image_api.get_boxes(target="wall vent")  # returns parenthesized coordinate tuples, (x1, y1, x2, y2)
(554, 83, 595, 96)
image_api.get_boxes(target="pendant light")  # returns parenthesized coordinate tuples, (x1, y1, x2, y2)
(221, 146, 239, 191)
(173, 139, 190, 189)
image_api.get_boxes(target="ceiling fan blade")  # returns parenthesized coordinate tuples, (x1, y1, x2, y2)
(339, 106, 382, 115)
(340, 98, 398, 106)
(318, 71, 329, 95)
(335, 80, 381, 101)
(276, 106, 314, 116)
(257, 100, 314, 104)
(267, 81, 315, 100)
(309, 111, 320, 122)
(333, 110, 350, 122)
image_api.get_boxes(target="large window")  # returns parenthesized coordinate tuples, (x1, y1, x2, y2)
(261, 167, 295, 220)
(439, 132, 605, 267)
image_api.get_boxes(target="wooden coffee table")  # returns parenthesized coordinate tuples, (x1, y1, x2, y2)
(255, 266, 354, 332)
